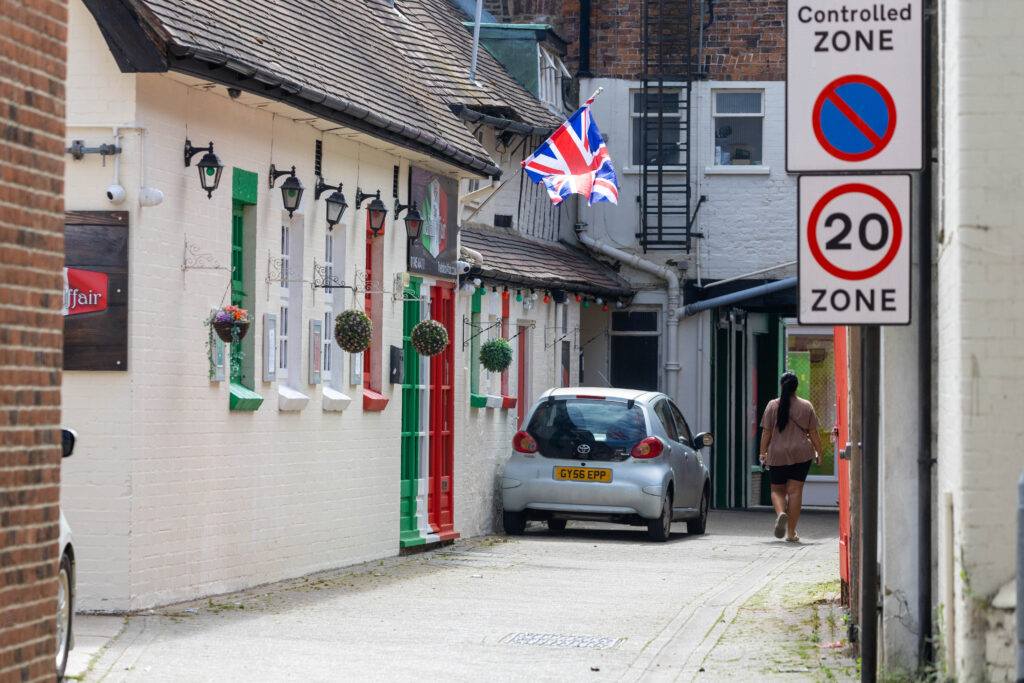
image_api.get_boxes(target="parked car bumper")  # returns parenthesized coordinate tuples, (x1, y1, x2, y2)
(502, 456, 668, 520)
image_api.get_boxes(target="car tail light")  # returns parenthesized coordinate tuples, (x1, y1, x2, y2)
(512, 431, 538, 453)
(631, 437, 664, 459)
(574, 394, 605, 400)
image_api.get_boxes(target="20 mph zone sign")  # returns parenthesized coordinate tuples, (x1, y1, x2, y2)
(798, 175, 910, 325)
(787, 1, 922, 172)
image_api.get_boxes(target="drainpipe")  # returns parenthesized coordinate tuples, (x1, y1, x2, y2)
(575, 224, 681, 399)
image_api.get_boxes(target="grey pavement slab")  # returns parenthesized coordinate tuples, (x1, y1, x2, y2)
(69, 509, 855, 682)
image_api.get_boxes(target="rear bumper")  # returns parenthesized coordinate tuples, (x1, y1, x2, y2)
(501, 456, 668, 520)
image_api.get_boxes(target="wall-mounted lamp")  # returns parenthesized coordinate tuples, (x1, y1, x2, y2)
(356, 188, 387, 236)
(184, 139, 224, 198)
(394, 199, 423, 241)
(269, 164, 304, 217)
(315, 178, 348, 230)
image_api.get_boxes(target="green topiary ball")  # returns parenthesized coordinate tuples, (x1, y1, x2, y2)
(480, 337, 513, 372)
(410, 319, 449, 356)
(334, 309, 373, 353)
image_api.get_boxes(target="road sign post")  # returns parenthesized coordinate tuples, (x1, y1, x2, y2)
(798, 175, 911, 325)
(787, 0, 923, 172)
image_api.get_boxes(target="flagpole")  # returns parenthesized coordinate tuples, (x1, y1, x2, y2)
(585, 86, 604, 104)
(462, 167, 524, 224)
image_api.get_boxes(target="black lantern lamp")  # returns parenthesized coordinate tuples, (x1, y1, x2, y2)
(356, 188, 388, 236)
(184, 139, 224, 198)
(315, 178, 348, 230)
(269, 165, 305, 217)
(394, 199, 423, 241)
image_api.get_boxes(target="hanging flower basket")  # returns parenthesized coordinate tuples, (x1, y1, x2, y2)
(334, 309, 373, 353)
(410, 319, 449, 357)
(480, 337, 513, 372)
(209, 305, 251, 342)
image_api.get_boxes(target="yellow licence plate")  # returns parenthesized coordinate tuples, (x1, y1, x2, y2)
(553, 466, 612, 483)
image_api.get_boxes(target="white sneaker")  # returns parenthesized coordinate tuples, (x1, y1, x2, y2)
(774, 513, 788, 539)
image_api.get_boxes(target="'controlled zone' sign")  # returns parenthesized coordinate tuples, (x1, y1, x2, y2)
(787, 0, 922, 172)
(798, 175, 910, 325)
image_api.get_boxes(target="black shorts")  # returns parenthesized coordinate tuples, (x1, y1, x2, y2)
(768, 459, 813, 485)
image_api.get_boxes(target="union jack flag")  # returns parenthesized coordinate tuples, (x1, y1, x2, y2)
(521, 98, 618, 206)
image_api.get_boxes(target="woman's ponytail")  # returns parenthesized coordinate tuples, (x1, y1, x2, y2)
(776, 371, 799, 432)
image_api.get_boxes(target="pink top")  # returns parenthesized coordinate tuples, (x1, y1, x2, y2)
(760, 396, 820, 466)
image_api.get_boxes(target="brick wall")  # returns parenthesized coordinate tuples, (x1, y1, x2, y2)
(0, 0, 68, 678)
(486, 0, 784, 83)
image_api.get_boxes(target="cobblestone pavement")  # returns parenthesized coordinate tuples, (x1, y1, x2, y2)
(70, 509, 856, 682)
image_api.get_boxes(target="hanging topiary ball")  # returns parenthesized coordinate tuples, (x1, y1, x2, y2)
(410, 319, 449, 356)
(480, 337, 513, 372)
(334, 309, 373, 353)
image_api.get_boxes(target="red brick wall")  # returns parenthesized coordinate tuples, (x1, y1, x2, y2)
(0, 0, 68, 678)
(485, 0, 785, 82)
(700, 0, 785, 81)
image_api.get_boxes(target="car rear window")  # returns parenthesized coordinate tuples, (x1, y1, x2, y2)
(526, 398, 647, 461)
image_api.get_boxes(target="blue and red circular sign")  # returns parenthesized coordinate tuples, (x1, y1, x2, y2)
(812, 75, 897, 162)
(807, 183, 902, 281)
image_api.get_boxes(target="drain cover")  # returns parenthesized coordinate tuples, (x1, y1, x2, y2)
(502, 633, 623, 649)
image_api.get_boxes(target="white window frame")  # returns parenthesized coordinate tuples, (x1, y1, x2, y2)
(538, 46, 570, 111)
(629, 86, 686, 171)
(277, 216, 304, 384)
(322, 232, 334, 383)
(710, 88, 766, 170)
(278, 223, 291, 380)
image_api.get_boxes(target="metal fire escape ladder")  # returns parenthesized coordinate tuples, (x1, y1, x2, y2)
(638, 0, 694, 252)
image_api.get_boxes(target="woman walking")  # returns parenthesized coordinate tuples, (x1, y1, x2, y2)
(759, 371, 823, 542)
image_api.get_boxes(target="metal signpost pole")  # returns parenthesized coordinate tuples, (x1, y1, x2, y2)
(860, 325, 880, 683)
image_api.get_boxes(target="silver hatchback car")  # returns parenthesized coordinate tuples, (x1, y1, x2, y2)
(501, 388, 713, 541)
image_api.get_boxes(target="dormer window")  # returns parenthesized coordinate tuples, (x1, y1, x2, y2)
(539, 46, 571, 111)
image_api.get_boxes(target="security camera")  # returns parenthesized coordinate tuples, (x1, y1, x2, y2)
(105, 184, 126, 205)
(138, 186, 164, 207)
(455, 260, 471, 275)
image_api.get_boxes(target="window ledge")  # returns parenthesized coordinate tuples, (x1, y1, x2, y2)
(704, 165, 771, 175)
(362, 388, 390, 411)
(621, 166, 687, 176)
(229, 382, 264, 411)
(485, 394, 503, 409)
(322, 386, 352, 412)
(278, 385, 310, 412)
(501, 395, 517, 410)
(470, 393, 488, 409)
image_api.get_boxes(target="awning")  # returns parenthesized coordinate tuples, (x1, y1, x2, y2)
(683, 277, 798, 316)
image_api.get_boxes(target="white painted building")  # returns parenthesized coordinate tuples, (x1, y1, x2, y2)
(60, 0, 599, 611)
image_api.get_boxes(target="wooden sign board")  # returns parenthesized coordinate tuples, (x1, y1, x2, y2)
(63, 211, 129, 370)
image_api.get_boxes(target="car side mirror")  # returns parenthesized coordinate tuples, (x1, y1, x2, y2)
(693, 432, 713, 450)
(61, 428, 77, 458)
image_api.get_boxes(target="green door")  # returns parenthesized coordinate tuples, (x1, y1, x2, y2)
(399, 279, 424, 547)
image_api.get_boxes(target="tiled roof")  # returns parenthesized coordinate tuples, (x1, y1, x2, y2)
(99, 0, 560, 176)
(461, 225, 634, 298)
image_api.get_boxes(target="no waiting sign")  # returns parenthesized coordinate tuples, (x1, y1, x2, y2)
(787, 0, 922, 172)
(798, 175, 911, 325)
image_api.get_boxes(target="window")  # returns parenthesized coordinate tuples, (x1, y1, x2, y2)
(631, 89, 683, 167)
(278, 224, 290, 379)
(712, 90, 764, 166)
(669, 401, 693, 446)
(322, 233, 334, 383)
(277, 218, 304, 384)
(610, 311, 660, 391)
(654, 400, 680, 441)
(538, 47, 571, 110)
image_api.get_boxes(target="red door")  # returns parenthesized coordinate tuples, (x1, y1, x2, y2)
(428, 283, 458, 540)
(517, 325, 528, 429)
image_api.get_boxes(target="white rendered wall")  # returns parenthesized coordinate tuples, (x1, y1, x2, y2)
(937, 0, 1024, 677)
(63, 1, 430, 608)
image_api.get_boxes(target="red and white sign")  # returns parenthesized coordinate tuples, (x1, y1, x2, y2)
(798, 175, 910, 324)
(787, 0, 922, 172)
(62, 268, 108, 316)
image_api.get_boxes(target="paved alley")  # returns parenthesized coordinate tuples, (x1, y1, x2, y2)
(71, 510, 855, 682)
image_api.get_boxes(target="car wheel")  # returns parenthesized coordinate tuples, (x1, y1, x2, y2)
(646, 493, 672, 542)
(687, 487, 709, 535)
(547, 519, 567, 532)
(56, 552, 72, 681)
(503, 510, 526, 535)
